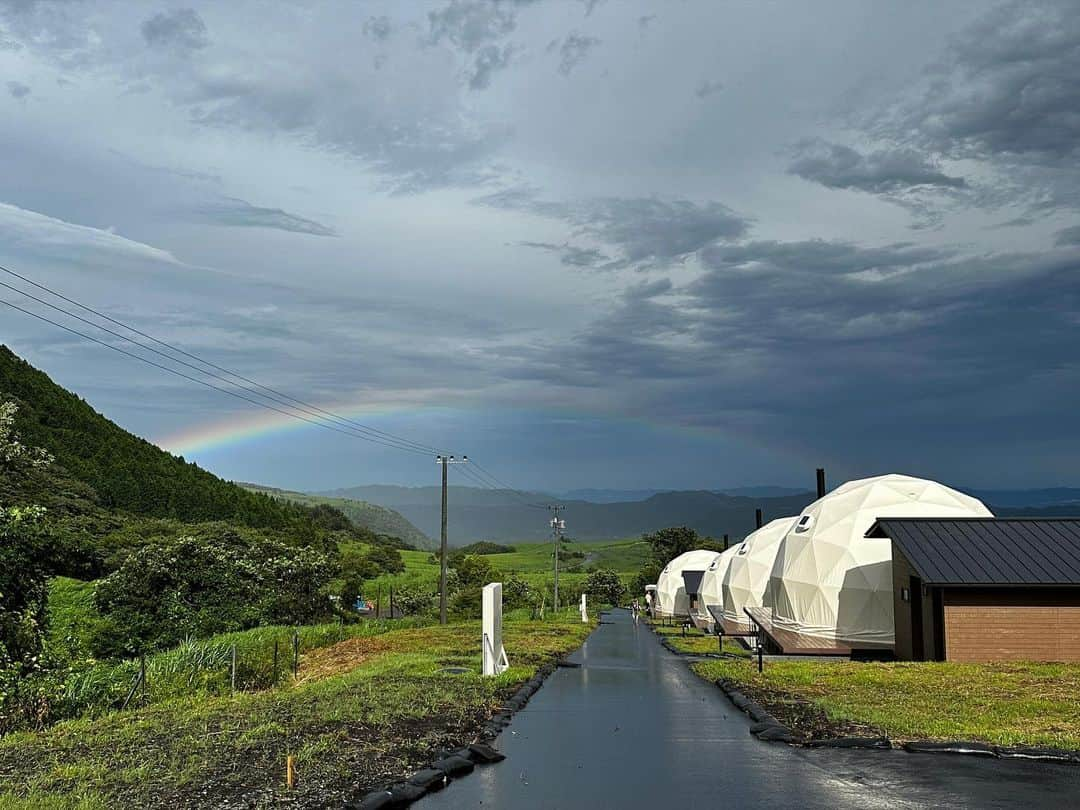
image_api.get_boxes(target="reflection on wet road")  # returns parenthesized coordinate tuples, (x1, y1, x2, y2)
(417, 609, 1080, 809)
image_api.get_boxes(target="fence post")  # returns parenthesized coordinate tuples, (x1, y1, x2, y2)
(292, 632, 300, 678)
(230, 644, 237, 692)
(273, 638, 279, 684)
(376, 585, 382, 619)
(390, 586, 395, 619)
(140, 654, 147, 705)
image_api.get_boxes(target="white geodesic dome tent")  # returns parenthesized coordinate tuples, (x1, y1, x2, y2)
(768, 474, 992, 647)
(656, 549, 721, 618)
(721, 517, 797, 628)
(694, 546, 740, 630)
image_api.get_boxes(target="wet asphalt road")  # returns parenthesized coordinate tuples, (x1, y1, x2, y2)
(416, 609, 1080, 809)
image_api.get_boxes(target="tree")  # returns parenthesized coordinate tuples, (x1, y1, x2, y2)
(451, 554, 495, 590)
(0, 506, 51, 669)
(366, 544, 405, 574)
(0, 401, 52, 474)
(642, 526, 700, 563)
(583, 569, 625, 607)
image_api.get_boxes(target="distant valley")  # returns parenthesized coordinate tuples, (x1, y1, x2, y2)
(318, 483, 1080, 546)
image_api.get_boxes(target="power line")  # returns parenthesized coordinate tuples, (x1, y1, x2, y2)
(0, 279, 437, 456)
(0, 296, 434, 456)
(2, 264, 553, 507)
(0, 264, 446, 456)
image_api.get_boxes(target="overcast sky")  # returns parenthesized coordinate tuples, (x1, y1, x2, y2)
(2, 0, 1079, 493)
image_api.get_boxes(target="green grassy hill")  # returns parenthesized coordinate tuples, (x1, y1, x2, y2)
(242, 484, 432, 549)
(0, 345, 342, 540)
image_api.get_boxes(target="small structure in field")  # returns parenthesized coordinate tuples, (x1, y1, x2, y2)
(656, 549, 721, 619)
(869, 517, 1080, 662)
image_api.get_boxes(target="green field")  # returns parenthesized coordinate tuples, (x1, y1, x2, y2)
(362, 538, 648, 606)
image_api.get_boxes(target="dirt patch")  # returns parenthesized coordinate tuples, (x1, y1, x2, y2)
(717, 677, 886, 742)
(295, 636, 396, 683)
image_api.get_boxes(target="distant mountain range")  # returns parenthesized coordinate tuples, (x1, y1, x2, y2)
(320, 483, 1080, 546)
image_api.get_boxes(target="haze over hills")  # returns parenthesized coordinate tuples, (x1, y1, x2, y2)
(320, 484, 818, 545)
(321, 483, 1080, 546)
(242, 483, 432, 549)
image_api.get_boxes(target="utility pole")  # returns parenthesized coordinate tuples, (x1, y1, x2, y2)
(549, 505, 565, 611)
(436, 454, 467, 625)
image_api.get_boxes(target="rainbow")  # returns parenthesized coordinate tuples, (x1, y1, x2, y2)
(156, 403, 427, 457)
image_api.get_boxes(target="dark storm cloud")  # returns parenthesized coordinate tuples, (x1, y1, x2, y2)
(539, 239, 1080, 456)
(1055, 225, 1080, 246)
(141, 8, 208, 51)
(477, 189, 749, 268)
(788, 138, 965, 194)
(552, 32, 600, 75)
(191, 198, 337, 237)
(7, 80, 29, 98)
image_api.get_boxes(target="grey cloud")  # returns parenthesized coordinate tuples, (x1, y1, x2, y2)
(638, 15, 656, 31)
(192, 198, 337, 236)
(362, 15, 392, 42)
(141, 8, 208, 51)
(428, 0, 516, 52)
(788, 138, 965, 194)
(478, 189, 749, 268)
(187, 71, 505, 194)
(7, 80, 29, 98)
(872, 2, 1080, 213)
(695, 79, 722, 99)
(1055, 225, 1080, 246)
(553, 32, 599, 75)
(535, 238, 1080, 461)
(469, 43, 514, 90)
(517, 240, 613, 269)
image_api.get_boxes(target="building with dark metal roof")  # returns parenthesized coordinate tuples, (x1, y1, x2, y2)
(866, 518, 1080, 662)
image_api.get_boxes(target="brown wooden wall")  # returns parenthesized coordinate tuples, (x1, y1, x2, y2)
(943, 589, 1080, 663)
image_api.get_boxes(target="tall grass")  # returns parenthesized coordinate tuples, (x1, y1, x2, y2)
(57, 618, 429, 720)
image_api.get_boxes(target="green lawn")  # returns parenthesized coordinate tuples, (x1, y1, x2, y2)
(692, 657, 1080, 749)
(0, 615, 594, 808)
(649, 623, 751, 658)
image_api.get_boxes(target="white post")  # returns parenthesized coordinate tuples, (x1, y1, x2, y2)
(580, 592, 588, 623)
(482, 582, 509, 676)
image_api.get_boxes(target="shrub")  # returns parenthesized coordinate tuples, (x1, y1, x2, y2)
(583, 569, 625, 607)
(91, 531, 333, 655)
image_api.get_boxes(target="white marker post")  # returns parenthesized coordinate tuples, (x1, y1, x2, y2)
(580, 592, 588, 623)
(482, 582, 509, 676)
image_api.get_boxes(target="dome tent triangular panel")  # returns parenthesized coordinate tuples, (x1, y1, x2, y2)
(721, 517, 797, 627)
(768, 474, 992, 647)
(696, 546, 739, 629)
(656, 549, 721, 618)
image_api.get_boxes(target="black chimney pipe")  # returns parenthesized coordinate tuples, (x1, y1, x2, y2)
(723, 533, 729, 550)
(755, 508, 763, 529)
(816, 468, 826, 499)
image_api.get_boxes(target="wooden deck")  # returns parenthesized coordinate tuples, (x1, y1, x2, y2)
(744, 607, 892, 657)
